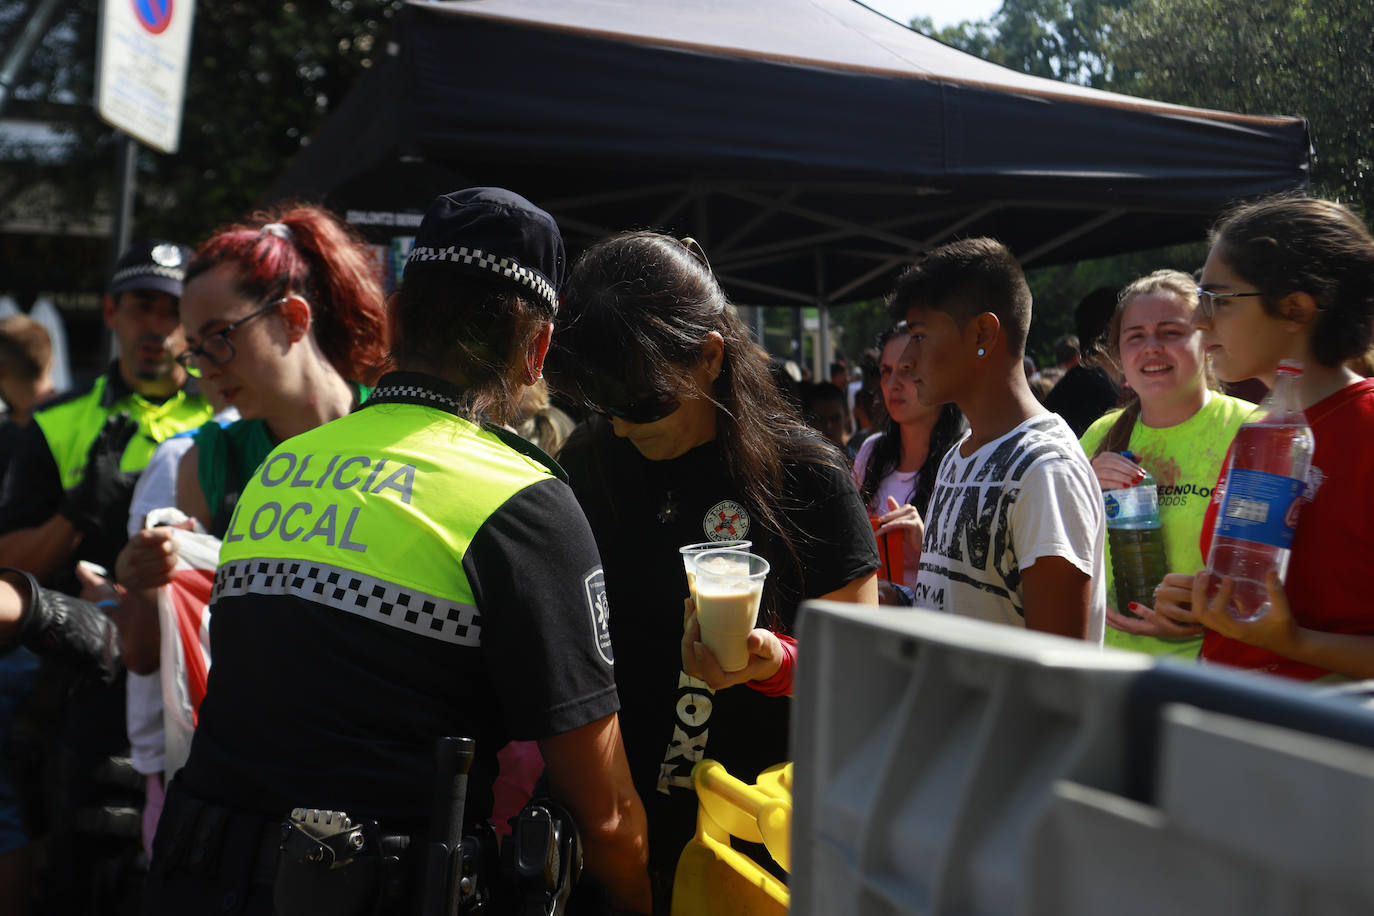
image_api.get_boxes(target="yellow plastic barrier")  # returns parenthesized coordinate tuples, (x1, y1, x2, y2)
(671, 760, 793, 916)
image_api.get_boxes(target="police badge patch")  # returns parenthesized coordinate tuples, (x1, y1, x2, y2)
(703, 500, 749, 541)
(582, 567, 614, 665)
(150, 243, 184, 267)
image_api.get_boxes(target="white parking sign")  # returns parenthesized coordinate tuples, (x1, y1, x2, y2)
(96, 0, 197, 153)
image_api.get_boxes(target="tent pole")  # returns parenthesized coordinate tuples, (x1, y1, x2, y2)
(815, 253, 829, 383)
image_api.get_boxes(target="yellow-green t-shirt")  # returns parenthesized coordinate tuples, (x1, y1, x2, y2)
(1079, 393, 1254, 658)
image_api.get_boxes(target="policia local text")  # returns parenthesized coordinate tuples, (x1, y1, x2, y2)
(220, 451, 419, 552)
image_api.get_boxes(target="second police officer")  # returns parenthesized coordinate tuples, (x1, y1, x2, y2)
(143, 189, 652, 915)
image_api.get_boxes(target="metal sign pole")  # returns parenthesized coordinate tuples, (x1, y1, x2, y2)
(107, 131, 137, 275)
(103, 131, 137, 360)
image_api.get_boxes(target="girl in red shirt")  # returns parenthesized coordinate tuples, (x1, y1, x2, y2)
(1153, 196, 1374, 680)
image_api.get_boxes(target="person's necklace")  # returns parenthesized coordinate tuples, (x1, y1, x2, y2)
(657, 489, 679, 524)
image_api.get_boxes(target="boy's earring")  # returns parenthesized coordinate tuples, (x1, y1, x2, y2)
(977, 347, 986, 357)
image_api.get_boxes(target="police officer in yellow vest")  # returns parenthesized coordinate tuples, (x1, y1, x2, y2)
(143, 189, 652, 915)
(0, 240, 213, 588)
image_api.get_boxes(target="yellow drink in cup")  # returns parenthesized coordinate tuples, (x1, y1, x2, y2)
(679, 540, 752, 600)
(690, 550, 770, 672)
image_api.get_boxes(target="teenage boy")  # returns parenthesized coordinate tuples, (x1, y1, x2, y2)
(889, 238, 1105, 643)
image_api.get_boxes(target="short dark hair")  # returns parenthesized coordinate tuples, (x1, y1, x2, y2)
(802, 381, 847, 410)
(1212, 195, 1374, 367)
(393, 269, 549, 424)
(886, 237, 1032, 356)
(1052, 334, 1079, 365)
(1074, 287, 1119, 361)
(0, 315, 51, 382)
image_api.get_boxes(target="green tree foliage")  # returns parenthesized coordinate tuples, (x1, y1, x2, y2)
(918, 0, 1370, 359)
(1107, 0, 1373, 217)
(928, 0, 1132, 87)
(1, 0, 403, 242)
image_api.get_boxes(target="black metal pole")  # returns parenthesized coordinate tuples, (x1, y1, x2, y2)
(101, 131, 138, 360)
(107, 132, 137, 276)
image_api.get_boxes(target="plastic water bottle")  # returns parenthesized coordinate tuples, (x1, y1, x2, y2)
(1203, 360, 1314, 621)
(1103, 453, 1167, 616)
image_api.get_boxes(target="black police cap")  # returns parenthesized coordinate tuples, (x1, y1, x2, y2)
(405, 188, 564, 314)
(109, 239, 194, 298)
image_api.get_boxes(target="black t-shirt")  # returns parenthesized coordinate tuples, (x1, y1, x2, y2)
(0, 417, 139, 586)
(0, 417, 63, 532)
(180, 384, 620, 828)
(558, 417, 879, 883)
(1043, 364, 1122, 438)
(0, 413, 26, 488)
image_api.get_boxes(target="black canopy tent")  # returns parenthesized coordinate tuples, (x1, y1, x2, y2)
(270, 0, 1309, 347)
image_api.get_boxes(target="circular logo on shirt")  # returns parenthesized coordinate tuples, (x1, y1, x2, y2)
(703, 500, 749, 541)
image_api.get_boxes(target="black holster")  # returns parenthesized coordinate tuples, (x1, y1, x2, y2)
(501, 799, 583, 916)
(274, 808, 410, 916)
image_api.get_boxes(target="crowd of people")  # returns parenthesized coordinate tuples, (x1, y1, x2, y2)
(0, 188, 1370, 915)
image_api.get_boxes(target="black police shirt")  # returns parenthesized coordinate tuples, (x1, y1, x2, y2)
(0, 414, 25, 489)
(558, 417, 879, 883)
(179, 468, 620, 830)
(0, 418, 131, 586)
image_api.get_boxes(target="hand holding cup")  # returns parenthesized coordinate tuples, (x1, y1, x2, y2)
(687, 549, 769, 673)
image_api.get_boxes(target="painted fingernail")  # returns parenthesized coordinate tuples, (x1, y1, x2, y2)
(1128, 602, 1139, 610)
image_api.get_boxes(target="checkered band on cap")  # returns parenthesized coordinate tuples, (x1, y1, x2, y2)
(407, 244, 558, 313)
(110, 263, 186, 288)
(213, 558, 482, 647)
(368, 384, 464, 411)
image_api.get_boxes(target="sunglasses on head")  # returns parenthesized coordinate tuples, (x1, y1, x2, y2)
(586, 391, 682, 425)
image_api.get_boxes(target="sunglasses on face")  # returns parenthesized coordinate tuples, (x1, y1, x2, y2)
(1195, 287, 1264, 320)
(175, 297, 286, 377)
(586, 391, 683, 425)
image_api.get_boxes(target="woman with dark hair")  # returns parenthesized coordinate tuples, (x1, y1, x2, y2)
(1153, 195, 1374, 680)
(139, 188, 652, 914)
(547, 231, 879, 907)
(852, 322, 965, 594)
(1078, 270, 1251, 659)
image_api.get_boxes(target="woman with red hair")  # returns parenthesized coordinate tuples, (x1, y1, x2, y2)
(172, 205, 388, 533)
(105, 205, 387, 847)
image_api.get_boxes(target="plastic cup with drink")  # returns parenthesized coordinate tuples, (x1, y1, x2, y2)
(688, 549, 770, 672)
(679, 540, 752, 600)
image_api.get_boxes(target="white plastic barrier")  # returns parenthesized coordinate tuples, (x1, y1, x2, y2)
(790, 601, 1374, 916)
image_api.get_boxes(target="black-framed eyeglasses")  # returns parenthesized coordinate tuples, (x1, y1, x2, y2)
(175, 298, 286, 377)
(586, 391, 682, 425)
(1195, 287, 1264, 320)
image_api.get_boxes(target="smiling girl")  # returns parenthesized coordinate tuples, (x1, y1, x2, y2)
(1078, 271, 1252, 658)
(1151, 196, 1374, 680)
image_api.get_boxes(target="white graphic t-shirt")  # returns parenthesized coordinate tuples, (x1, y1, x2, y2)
(914, 412, 1106, 644)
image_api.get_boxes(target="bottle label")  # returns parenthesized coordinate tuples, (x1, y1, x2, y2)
(1215, 468, 1305, 548)
(1103, 485, 1158, 522)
